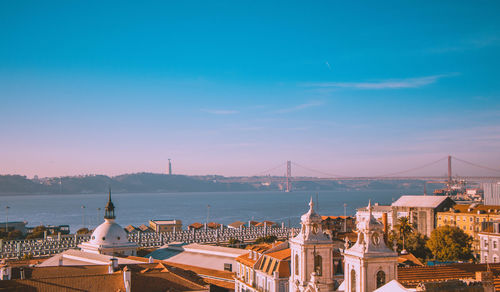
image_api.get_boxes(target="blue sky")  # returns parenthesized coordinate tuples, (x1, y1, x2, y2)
(1, 1, 500, 177)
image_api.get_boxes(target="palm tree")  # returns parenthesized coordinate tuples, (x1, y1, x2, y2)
(397, 216, 413, 251)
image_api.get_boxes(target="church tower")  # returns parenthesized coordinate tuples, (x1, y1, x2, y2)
(342, 201, 398, 292)
(289, 198, 335, 292)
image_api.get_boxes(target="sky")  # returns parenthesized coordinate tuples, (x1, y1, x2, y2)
(1, 1, 500, 178)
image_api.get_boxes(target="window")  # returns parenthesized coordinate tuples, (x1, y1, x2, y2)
(470, 217, 473, 222)
(351, 269, 356, 292)
(224, 263, 232, 272)
(494, 256, 498, 263)
(494, 241, 498, 249)
(376, 270, 386, 288)
(485, 239, 489, 248)
(314, 255, 322, 276)
(295, 254, 299, 276)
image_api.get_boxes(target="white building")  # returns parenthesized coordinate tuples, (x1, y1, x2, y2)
(79, 191, 138, 256)
(341, 201, 399, 292)
(478, 222, 500, 263)
(289, 198, 336, 292)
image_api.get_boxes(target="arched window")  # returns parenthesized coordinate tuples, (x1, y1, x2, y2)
(295, 254, 299, 275)
(376, 270, 386, 288)
(314, 255, 322, 276)
(351, 269, 356, 292)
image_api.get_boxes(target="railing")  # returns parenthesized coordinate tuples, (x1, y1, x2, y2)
(0, 226, 298, 259)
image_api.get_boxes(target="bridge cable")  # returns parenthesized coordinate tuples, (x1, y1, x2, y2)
(291, 162, 346, 178)
(452, 156, 500, 174)
(374, 156, 448, 178)
(251, 162, 287, 177)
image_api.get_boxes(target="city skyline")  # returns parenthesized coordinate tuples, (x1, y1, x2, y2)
(1, 1, 500, 177)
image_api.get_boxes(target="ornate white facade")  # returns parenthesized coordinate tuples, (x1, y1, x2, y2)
(289, 198, 336, 292)
(79, 191, 138, 256)
(342, 201, 398, 292)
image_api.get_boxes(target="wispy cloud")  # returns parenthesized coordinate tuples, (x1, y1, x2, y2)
(303, 73, 457, 90)
(427, 36, 499, 54)
(201, 109, 239, 115)
(274, 100, 325, 114)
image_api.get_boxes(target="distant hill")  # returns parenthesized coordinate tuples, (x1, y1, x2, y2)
(0, 173, 429, 195)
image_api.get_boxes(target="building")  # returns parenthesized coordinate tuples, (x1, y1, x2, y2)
(149, 219, 182, 233)
(436, 204, 500, 253)
(235, 241, 290, 292)
(356, 204, 394, 230)
(391, 195, 455, 237)
(484, 183, 500, 205)
(0, 222, 27, 235)
(78, 190, 138, 256)
(341, 201, 399, 292)
(321, 216, 355, 234)
(188, 222, 204, 230)
(148, 242, 248, 272)
(478, 221, 500, 263)
(228, 221, 246, 229)
(0, 258, 211, 291)
(289, 198, 337, 292)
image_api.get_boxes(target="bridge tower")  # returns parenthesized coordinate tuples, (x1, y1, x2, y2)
(168, 159, 172, 175)
(286, 160, 292, 192)
(447, 155, 452, 190)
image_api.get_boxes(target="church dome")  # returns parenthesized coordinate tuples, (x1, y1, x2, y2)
(89, 219, 129, 246)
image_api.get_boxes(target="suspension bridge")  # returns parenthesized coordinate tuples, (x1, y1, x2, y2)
(219, 155, 500, 192)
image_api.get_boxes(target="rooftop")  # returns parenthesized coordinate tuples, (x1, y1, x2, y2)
(392, 195, 454, 208)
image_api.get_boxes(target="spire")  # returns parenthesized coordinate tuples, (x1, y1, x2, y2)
(309, 196, 314, 212)
(104, 188, 116, 220)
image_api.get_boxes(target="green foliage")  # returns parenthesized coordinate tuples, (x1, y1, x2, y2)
(426, 225, 473, 261)
(6, 230, 23, 240)
(26, 225, 47, 239)
(396, 217, 413, 250)
(388, 230, 432, 261)
(255, 235, 278, 244)
(76, 228, 90, 234)
(228, 237, 241, 245)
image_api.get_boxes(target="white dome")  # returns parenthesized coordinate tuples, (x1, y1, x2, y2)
(89, 219, 129, 246)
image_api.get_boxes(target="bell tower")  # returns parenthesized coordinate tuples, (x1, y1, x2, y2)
(289, 198, 335, 292)
(342, 201, 398, 292)
(104, 189, 115, 220)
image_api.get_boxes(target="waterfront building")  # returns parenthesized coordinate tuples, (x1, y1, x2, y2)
(78, 191, 138, 256)
(484, 182, 500, 205)
(228, 221, 246, 229)
(0, 222, 27, 235)
(149, 219, 182, 233)
(436, 204, 500, 253)
(188, 222, 204, 230)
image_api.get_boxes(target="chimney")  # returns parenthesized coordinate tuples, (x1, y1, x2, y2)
(19, 268, 25, 280)
(109, 258, 118, 274)
(0, 265, 11, 280)
(382, 213, 388, 237)
(148, 256, 154, 264)
(123, 266, 131, 292)
(58, 256, 63, 266)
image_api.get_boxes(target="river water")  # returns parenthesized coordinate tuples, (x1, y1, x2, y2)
(0, 189, 422, 233)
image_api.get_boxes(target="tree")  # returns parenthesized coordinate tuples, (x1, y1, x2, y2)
(26, 225, 47, 239)
(6, 230, 23, 240)
(396, 217, 413, 250)
(77, 228, 90, 234)
(255, 235, 278, 244)
(426, 225, 473, 261)
(388, 230, 431, 261)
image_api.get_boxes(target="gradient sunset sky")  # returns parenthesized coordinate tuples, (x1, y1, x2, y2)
(1, 1, 500, 178)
